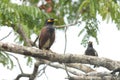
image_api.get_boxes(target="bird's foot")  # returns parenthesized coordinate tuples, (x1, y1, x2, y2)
(42, 49, 55, 54)
(42, 49, 49, 53)
(48, 49, 56, 54)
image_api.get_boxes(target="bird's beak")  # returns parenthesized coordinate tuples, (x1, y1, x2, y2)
(54, 19, 58, 22)
(48, 19, 51, 22)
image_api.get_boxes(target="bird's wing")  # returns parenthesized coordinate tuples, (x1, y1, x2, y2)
(84, 49, 88, 55)
(49, 31, 55, 47)
(39, 27, 49, 49)
(94, 49, 98, 56)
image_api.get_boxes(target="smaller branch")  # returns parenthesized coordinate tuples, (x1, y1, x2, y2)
(69, 75, 101, 80)
(86, 71, 112, 77)
(37, 65, 47, 77)
(8, 53, 23, 73)
(42, 60, 82, 76)
(17, 24, 32, 47)
(12, 24, 32, 47)
(37, 65, 48, 80)
(15, 73, 30, 80)
(68, 73, 118, 80)
(29, 61, 42, 80)
(111, 68, 120, 75)
(66, 63, 95, 73)
(63, 24, 70, 79)
(44, 69, 49, 80)
(64, 25, 67, 55)
(15, 61, 42, 80)
(0, 30, 12, 41)
(32, 35, 39, 47)
(55, 21, 81, 28)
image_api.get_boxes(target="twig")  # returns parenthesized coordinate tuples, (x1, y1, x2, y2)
(32, 35, 39, 46)
(37, 65, 47, 76)
(44, 70, 48, 80)
(15, 73, 30, 80)
(63, 25, 71, 79)
(64, 26, 67, 55)
(7, 53, 23, 73)
(37, 65, 48, 80)
(42, 60, 82, 76)
(0, 30, 12, 41)
(55, 21, 81, 28)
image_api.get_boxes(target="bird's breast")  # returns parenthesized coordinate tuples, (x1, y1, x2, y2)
(43, 39, 50, 48)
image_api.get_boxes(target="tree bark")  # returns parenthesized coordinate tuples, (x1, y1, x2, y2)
(0, 41, 120, 71)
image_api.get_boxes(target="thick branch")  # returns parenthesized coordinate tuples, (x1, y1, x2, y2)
(66, 63, 95, 73)
(12, 24, 32, 47)
(68, 72, 119, 80)
(15, 73, 30, 80)
(0, 42, 120, 71)
(69, 75, 117, 80)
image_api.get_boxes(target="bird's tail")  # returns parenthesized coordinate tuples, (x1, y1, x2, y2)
(94, 65, 96, 68)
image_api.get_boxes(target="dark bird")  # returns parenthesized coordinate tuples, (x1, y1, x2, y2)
(39, 18, 57, 50)
(85, 41, 98, 67)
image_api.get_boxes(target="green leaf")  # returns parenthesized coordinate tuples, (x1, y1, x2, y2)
(81, 34, 90, 47)
(90, 0, 96, 17)
(0, 51, 14, 69)
(26, 56, 33, 67)
(78, 28, 85, 36)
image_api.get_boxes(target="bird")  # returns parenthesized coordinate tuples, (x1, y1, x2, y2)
(39, 18, 57, 50)
(85, 41, 98, 67)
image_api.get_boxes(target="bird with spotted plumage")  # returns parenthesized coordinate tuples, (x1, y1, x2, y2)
(39, 18, 57, 50)
(85, 41, 98, 67)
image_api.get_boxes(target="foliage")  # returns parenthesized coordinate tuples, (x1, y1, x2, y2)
(0, 0, 119, 44)
(0, 0, 120, 68)
(0, 51, 14, 69)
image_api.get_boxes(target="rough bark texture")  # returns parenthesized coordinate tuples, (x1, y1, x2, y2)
(0, 41, 120, 70)
(66, 63, 95, 73)
(0, 41, 120, 80)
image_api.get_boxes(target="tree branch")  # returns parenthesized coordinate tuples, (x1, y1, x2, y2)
(0, 42, 120, 71)
(66, 63, 95, 73)
(12, 24, 37, 47)
(41, 60, 83, 76)
(55, 21, 81, 28)
(7, 53, 23, 73)
(15, 73, 30, 80)
(0, 30, 12, 41)
(29, 61, 42, 80)
(68, 72, 118, 80)
(12, 24, 32, 47)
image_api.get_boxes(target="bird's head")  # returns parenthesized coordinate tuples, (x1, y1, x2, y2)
(45, 18, 58, 25)
(88, 41, 93, 47)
